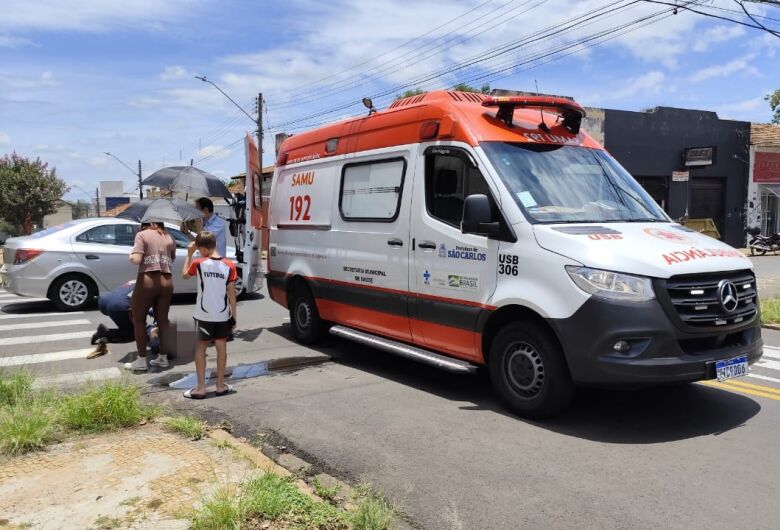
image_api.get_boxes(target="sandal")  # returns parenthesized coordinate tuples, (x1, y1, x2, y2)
(215, 384, 234, 397)
(183, 388, 207, 400)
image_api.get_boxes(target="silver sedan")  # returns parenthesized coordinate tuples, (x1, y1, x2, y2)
(0, 217, 242, 311)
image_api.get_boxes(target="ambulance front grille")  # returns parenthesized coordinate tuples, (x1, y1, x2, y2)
(664, 271, 757, 328)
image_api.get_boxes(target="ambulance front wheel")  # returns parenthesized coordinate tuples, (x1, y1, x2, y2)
(289, 284, 326, 345)
(488, 322, 575, 419)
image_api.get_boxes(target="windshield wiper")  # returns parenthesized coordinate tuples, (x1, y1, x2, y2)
(624, 218, 663, 222)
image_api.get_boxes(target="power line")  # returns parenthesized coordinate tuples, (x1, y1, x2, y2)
(261, 0, 497, 100)
(642, 0, 780, 37)
(270, 0, 644, 130)
(271, 0, 545, 110)
(270, 0, 701, 134)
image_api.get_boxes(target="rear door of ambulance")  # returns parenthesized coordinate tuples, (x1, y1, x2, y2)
(327, 149, 414, 342)
(409, 145, 499, 361)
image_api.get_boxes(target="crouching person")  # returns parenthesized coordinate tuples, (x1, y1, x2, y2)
(181, 231, 238, 399)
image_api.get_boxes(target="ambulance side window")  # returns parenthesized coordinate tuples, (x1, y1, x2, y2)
(339, 158, 406, 222)
(425, 152, 491, 227)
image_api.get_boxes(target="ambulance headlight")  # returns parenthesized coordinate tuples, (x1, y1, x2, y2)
(566, 266, 655, 302)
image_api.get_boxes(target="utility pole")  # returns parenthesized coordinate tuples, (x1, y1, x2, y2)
(257, 92, 264, 170)
(137, 160, 143, 200)
(95, 187, 101, 217)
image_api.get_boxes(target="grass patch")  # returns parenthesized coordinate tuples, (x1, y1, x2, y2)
(761, 298, 780, 324)
(0, 396, 59, 456)
(312, 476, 342, 504)
(190, 484, 243, 530)
(164, 415, 207, 440)
(0, 369, 33, 407)
(351, 485, 396, 530)
(192, 473, 350, 529)
(59, 381, 157, 434)
(0, 371, 158, 456)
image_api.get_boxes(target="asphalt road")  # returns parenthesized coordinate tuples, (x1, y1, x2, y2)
(1, 281, 780, 529)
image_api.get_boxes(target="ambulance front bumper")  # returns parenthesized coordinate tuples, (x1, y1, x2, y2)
(548, 296, 763, 386)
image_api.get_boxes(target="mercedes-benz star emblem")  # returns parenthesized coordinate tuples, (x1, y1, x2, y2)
(718, 280, 739, 313)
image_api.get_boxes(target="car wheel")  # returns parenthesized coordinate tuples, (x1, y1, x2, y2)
(288, 283, 326, 345)
(488, 322, 574, 419)
(50, 274, 96, 312)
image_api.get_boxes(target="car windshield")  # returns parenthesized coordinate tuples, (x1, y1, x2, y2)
(481, 142, 668, 223)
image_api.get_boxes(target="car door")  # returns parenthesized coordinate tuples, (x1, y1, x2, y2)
(409, 145, 500, 361)
(328, 153, 414, 342)
(72, 223, 138, 291)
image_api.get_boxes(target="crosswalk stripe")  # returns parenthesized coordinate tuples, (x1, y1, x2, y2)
(0, 294, 20, 299)
(32, 367, 123, 388)
(0, 330, 93, 346)
(0, 311, 84, 321)
(755, 358, 780, 372)
(0, 297, 49, 305)
(748, 372, 780, 385)
(0, 349, 92, 367)
(762, 349, 780, 361)
(0, 319, 92, 333)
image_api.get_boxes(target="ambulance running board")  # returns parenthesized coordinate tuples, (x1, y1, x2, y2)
(329, 325, 478, 374)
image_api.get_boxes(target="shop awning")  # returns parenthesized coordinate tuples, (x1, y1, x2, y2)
(761, 185, 780, 198)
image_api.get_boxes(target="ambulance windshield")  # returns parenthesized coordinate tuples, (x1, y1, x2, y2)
(482, 142, 668, 224)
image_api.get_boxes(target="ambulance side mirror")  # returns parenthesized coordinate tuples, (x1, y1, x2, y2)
(462, 194, 499, 237)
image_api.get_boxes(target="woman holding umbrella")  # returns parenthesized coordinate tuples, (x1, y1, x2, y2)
(125, 218, 176, 372)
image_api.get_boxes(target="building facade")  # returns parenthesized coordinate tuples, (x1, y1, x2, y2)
(745, 123, 780, 237)
(584, 106, 750, 247)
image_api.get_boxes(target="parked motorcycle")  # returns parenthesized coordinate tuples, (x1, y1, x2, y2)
(747, 226, 780, 255)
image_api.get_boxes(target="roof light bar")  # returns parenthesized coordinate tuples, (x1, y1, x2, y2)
(482, 95, 586, 134)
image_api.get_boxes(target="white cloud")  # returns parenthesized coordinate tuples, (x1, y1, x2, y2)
(0, 71, 59, 89)
(689, 54, 760, 82)
(0, 131, 10, 145)
(692, 25, 744, 52)
(714, 96, 766, 114)
(196, 144, 232, 161)
(613, 71, 666, 100)
(0, 34, 34, 47)
(160, 66, 190, 81)
(0, 0, 199, 33)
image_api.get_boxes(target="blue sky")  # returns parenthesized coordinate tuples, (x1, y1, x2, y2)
(0, 0, 778, 202)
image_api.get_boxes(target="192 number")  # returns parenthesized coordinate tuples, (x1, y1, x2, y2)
(289, 195, 311, 221)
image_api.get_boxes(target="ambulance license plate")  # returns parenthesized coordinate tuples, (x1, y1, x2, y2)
(715, 355, 748, 382)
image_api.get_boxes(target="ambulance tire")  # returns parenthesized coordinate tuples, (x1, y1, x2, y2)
(488, 322, 574, 419)
(289, 284, 326, 345)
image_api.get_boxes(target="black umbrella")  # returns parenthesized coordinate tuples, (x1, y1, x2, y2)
(142, 166, 232, 199)
(117, 198, 204, 224)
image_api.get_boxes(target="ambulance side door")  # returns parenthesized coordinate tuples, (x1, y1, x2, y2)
(409, 146, 500, 361)
(328, 152, 413, 342)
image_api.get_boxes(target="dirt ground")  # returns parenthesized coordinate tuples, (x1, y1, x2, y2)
(0, 423, 256, 530)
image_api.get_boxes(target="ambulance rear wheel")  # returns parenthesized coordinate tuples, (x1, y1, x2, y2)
(488, 322, 574, 419)
(289, 285, 325, 345)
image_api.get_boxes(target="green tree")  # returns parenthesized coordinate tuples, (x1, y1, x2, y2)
(767, 89, 780, 125)
(0, 153, 69, 234)
(451, 83, 491, 94)
(394, 88, 426, 101)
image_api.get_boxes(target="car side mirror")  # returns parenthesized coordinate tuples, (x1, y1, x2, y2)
(462, 194, 500, 237)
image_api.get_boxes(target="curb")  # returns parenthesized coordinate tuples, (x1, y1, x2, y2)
(762, 323, 780, 331)
(206, 428, 323, 502)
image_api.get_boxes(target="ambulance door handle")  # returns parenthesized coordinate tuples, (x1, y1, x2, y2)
(387, 238, 404, 247)
(418, 241, 436, 251)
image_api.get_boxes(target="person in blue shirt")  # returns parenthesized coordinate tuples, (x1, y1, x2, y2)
(192, 197, 227, 258)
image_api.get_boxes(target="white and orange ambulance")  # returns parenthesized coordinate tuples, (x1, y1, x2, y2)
(265, 90, 762, 418)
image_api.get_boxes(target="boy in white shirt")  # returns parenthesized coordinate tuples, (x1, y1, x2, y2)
(181, 231, 238, 399)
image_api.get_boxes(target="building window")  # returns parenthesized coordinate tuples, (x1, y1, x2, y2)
(339, 158, 406, 221)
